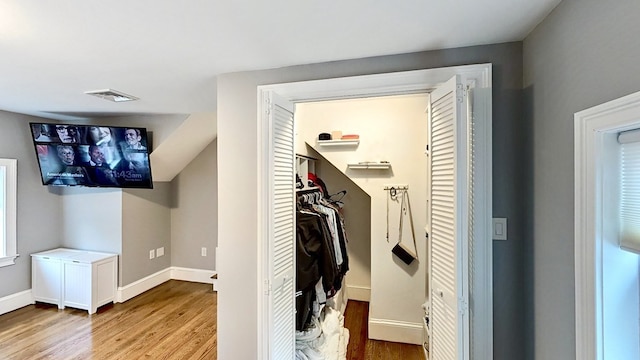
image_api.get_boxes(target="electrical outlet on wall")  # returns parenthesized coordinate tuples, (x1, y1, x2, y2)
(492, 218, 508, 240)
(201, 247, 207, 257)
(156, 247, 164, 257)
(149, 249, 155, 259)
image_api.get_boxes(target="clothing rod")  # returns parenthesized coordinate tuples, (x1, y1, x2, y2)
(296, 187, 321, 194)
(295, 153, 318, 161)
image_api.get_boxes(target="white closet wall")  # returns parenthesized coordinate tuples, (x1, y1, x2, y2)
(295, 93, 428, 344)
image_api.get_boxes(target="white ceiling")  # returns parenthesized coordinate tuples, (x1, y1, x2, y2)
(0, 0, 560, 121)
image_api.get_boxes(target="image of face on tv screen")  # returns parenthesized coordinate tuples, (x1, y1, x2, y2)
(31, 123, 152, 188)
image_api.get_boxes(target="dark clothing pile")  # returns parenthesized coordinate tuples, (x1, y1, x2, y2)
(295, 193, 349, 331)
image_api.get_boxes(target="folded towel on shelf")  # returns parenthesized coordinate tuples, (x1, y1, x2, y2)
(340, 134, 359, 140)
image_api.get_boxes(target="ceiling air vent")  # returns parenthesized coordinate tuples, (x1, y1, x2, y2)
(85, 89, 139, 102)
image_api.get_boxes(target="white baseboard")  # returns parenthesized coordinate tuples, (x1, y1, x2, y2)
(369, 317, 423, 345)
(346, 285, 370, 302)
(116, 267, 216, 303)
(116, 268, 172, 303)
(170, 267, 215, 284)
(1, 267, 217, 312)
(0, 290, 34, 316)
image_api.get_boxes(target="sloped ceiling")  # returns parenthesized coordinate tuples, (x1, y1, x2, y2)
(150, 112, 216, 182)
(0, 1, 561, 178)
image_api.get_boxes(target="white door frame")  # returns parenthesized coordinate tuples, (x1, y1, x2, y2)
(574, 90, 640, 360)
(257, 63, 493, 359)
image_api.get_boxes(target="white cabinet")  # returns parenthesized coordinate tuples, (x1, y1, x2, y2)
(31, 248, 118, 314)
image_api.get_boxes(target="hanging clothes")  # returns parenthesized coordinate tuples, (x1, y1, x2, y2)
(295, 187, 349, 331)
(296, 208, 336, 331)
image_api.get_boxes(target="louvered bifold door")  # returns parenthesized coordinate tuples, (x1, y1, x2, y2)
(429, 75, 469, 360)
(267, 91, 296, 360)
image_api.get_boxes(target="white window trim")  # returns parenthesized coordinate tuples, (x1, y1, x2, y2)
(574, 90, 640, 360)
(0, 158, 17, 267)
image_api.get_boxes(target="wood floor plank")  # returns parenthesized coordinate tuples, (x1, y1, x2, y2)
(2, 283, 422, 360)
(0, 280, 217, 360)
(343, 299, 367, 360)
(343, 300, 425, 360)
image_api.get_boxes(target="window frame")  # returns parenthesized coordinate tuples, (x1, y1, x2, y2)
(574, 90, 640, 360)
(0, 158, 17, 267)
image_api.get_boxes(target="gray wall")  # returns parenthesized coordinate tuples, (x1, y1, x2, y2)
(61, 187, 123, 283)
(217, 42, 526, 359)
(523, 0, 640, 358)
(170, 139, 217, 270)
(61, 187, 123, 253)
(0, 110, 212, 298)
(56, 182, 173, 288)
(0, 111, 62, 297)
(122, 184, 172, 286)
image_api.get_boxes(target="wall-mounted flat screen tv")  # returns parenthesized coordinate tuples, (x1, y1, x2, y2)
(29, 123, 153, 189)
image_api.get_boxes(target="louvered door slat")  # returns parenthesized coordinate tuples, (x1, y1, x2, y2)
(430, 77, 462, 360)
(267, 92, 295, 360)
(432, 292, 457, 357)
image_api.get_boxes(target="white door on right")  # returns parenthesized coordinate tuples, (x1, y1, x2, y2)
(428, 75, 470, 360)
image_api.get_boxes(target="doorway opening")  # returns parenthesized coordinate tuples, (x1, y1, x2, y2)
(295, 93, 429, 346)
(257, 64, 493, 360)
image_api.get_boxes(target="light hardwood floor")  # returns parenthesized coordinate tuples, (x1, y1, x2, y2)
(0, 281, 423, 360)
(343, 300, 425, 360)
(0, 280, 216, 360)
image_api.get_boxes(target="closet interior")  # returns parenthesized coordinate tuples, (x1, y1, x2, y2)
(294, 155, 350, 359)
(294, 93, 430, 359)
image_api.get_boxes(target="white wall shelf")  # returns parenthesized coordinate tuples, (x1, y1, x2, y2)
(317, 139, 360, 147)
(347, 162, 391, 170)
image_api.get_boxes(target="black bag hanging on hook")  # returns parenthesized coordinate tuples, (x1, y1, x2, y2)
(392, 242, 418, 265)
(392, 189, 418, 265)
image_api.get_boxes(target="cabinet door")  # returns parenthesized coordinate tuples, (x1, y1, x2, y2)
(32, 257, 62, 306)
(63, 261, 91, 310)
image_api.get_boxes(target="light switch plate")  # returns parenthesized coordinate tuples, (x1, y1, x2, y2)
(492, 218, 507, 240)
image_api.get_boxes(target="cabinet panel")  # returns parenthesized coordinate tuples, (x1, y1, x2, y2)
(96, 260, 117, 305)
(63, 261, 91, 310)
(32, 257, 62, 307)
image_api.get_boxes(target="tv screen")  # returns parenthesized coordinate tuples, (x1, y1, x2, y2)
(29, 123, 153, 189)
